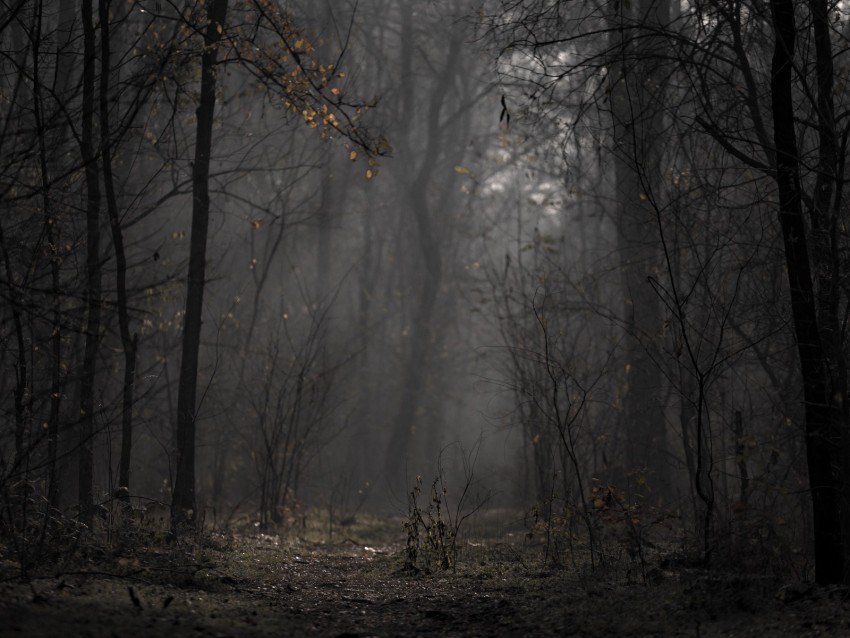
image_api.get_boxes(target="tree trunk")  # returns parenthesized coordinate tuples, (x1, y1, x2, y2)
(98, 0, 137, 501)
(173, 0, 228, 529)
(77, 0, 102, 527)
(608, 0, 671, 497)
(3, 14, 30, 475)
(807, 0, 850, 578)
(383, 6, 461, 479)
(31, 0, 76, 509)
(770, 0, 844, 584)
(0, 220, 27, 473)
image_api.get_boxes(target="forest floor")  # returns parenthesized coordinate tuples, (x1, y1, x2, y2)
(0, 511, 848, 637)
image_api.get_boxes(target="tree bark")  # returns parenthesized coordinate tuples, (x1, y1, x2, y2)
(78, 0, 102, 527)
(0, 219, 27, 473)
(98, 0, 138, 501)
(609, 0, 671, 497)
(770, 0, 844, 584)
(4, 12, 31, 476)
(173, 0, 228, 529)
(31, 0, 77, 509)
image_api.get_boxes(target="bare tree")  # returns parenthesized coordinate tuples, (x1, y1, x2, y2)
(480, 0, 850, 583)
(77, 0, 102, 526)
(171, 0, 386, 529)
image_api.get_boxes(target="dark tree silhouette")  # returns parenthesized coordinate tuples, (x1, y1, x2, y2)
(769, 0, 844, 585)
(77, 0, 102, 527)
(173, 0, 230, 529)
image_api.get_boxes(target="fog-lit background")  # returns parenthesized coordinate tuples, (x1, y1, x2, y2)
(4, 0, 844, 574)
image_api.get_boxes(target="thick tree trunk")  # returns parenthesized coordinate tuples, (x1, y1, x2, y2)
(608, 0, 670, 497)
(770, 0, 844, 584)
(173, 0, 228, 529)
(78, 0, 102, 527)
(808, 0, 850, 578)
(30, 0, 76, 509)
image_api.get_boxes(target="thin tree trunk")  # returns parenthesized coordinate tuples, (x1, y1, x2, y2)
(32, 0, 76, 509)
(317, 148, 333, 303)
(77, 0, 102, 527)
(0, 221, 27, 472)
(98, 0, 137, 500)
(47, 252, 61, 511)
(173, 0, 228, 529)
(734, 411, 749, 506)
(2, 17, 30, 473)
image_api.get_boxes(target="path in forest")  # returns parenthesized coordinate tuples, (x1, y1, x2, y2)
(1, 536, 848, 636)
(0, 544, 545, 637)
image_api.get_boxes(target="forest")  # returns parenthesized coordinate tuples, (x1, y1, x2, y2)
(1, 0, 849, 635)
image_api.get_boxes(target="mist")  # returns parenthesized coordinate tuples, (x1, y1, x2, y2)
(2, 0, 850, 633)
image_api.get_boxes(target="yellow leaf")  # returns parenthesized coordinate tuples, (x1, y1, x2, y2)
(454, 165, 471, 175)
(349, 150, 357, 161)
(338, 71, 346, 78)
(294, 39, 303, 49)
(366, 169, 373, 179)
(216, 24, 222, 34)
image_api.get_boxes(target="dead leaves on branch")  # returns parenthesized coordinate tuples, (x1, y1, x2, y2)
(136, 0, 389, 168)
(223, 0, 389, 163)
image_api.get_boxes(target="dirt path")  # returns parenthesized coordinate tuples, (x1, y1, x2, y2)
(0, 544, 540, 637)
(0, 535, 847, 636)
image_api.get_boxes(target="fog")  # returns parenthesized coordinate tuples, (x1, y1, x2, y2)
(1, 0, 845, 586)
